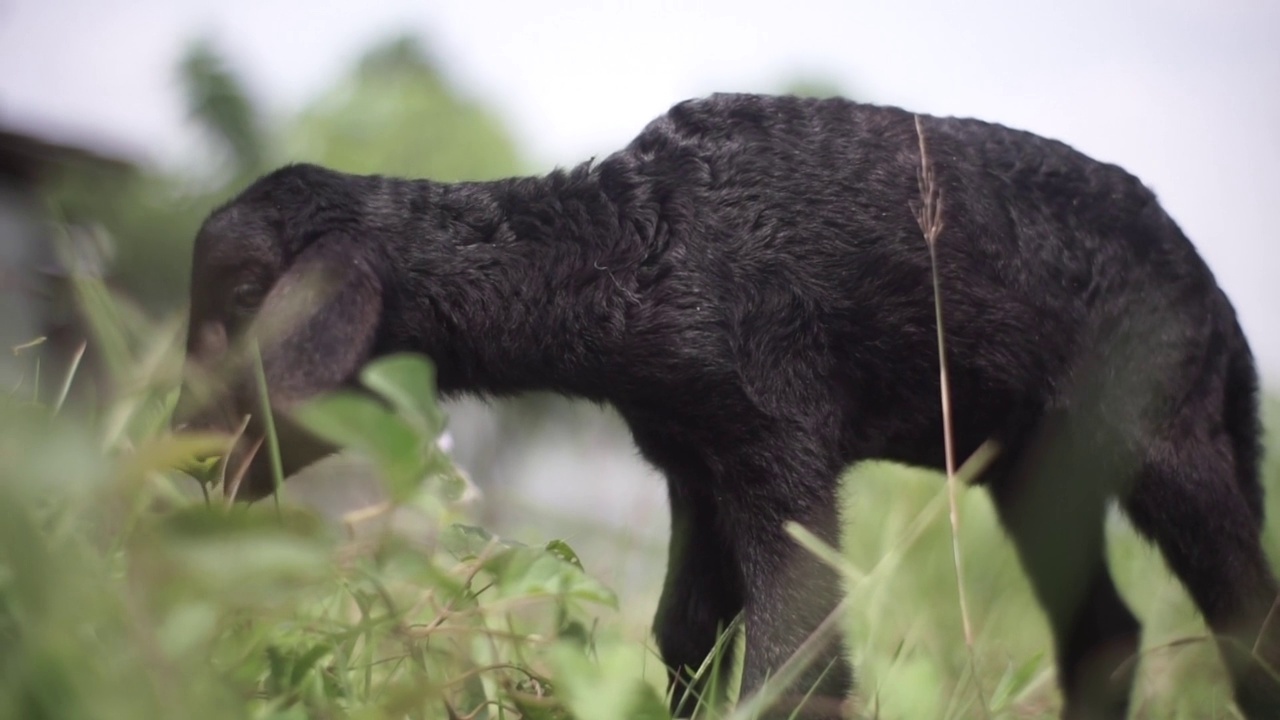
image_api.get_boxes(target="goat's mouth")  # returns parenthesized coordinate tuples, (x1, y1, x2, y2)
(192, 410, 340, 503)
(222, 433, 272, 502)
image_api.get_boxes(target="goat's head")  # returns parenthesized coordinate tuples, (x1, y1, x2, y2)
(175, 164, 385, 500)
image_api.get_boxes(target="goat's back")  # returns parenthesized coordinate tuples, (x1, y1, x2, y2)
(608, 93, 1236, 468)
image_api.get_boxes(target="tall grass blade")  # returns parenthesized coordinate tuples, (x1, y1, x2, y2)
(250, 340, 285, 515)
(54, 341, 88, 415)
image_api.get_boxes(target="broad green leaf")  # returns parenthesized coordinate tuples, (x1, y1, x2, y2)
(69, 274, 133, 382)
(293, 391, 426, 502)
(486, 546, 617, 608)
(550, 643, 670, 720)
(423, 449, 467, 500)
(156, 601, 219, 657)
(441, 524, 499, 561)
(359, 353, 444, 437)
(285, 36, 522, 182)
(558, 619, 592, 648)
(509, 695, 570, 720)
(544, 539, 583, 570)
(180, 39, 266, 174)
(118, 432, 230, 483)
(129, 505, 334, 607)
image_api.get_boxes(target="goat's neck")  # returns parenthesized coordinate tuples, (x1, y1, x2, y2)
(382, 165, 646, 400)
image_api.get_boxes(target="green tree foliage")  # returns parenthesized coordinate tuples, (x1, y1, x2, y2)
(180, 38, 268, 177)
(45, 37, 273, 315)
(43, 34, 525, 320)
(780, 77, 846, 100)
(287, 36, 523, 181)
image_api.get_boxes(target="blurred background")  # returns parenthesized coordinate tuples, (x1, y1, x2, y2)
(0, 2, 1278, 703)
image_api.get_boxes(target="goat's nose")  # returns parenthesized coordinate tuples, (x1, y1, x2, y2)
(193, 321, 229, 362)
(171, 395, 221, 436)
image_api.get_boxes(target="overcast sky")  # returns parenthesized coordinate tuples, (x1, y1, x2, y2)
(1, 0, 1278, 380)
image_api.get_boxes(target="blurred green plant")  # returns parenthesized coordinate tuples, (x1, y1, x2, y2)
(181, 38, 269, 178)
(0, 277, 637, 720)
(9, 276, 1275, 720)
(287, 36, 522, 182)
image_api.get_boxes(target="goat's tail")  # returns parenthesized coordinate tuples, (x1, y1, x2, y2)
(1222, 306, 1266, 528)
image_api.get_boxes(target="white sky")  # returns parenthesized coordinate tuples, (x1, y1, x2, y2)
(1, 0, 1278, 380)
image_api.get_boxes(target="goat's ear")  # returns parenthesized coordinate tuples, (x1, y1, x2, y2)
(250, 237, 383, 410)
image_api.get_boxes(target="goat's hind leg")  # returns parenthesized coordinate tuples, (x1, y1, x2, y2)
(988, 412, 1142, 720)
(1122, 428, 1280, 719)
(717, 432, 853, 719)
(733, 488, 853, 720)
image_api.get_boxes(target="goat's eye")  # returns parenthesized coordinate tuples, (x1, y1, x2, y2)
(230, 283, 264, 314)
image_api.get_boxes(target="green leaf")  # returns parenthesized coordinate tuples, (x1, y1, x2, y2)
(544, 539, 583, 570)
(293, 391, 427, 502)
(550, 643, 670, 720)
(265, 645, 290, 695)
(989, 652, 1046, 711)
(70, 274, 134, 382)
(289, 642, 333, 689)
(285, 35, 523, 182)
(558, 619, 592, 648)
(180, 38, 265, 174)
(486, 546, 617, 608)
(156, 601, 219, 657)
(440, 524, 499, 561)
(415, 447, 468, 503)
(509, 692, 571, 720)
(440, 527, 615, 606)
(359, 354, 444, 438)
(129, 505, 334, 608)
(125, 432, 230, 483)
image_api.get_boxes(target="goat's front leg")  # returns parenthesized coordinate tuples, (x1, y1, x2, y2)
(656, 480, 746, 717)
(628, 418, 748, 716)
(725, 453, 853, 719)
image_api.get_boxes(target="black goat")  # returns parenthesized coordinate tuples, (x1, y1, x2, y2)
(179, 93, 1280, 719)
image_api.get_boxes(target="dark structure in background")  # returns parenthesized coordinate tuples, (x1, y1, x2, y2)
(0, 125, 133, 397)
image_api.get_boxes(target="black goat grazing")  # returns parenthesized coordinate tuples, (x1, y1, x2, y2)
(178, 93, 1280, 719)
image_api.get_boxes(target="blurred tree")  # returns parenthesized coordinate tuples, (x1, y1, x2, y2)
(180, 39, 268, 178)
(782, 77, 845, 99)
(44, 34, 526, 321)
(43, 36, 267, 317)
(287, 36, 522, 180)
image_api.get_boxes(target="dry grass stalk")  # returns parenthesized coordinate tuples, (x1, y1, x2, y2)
(222, 414, 258, 505)
(914, 114, 988, 716)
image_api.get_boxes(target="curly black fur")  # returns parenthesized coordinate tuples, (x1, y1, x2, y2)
(181, 93, 1279, 719)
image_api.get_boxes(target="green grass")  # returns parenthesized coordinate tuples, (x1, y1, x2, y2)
(1, 278, 642, 720)
(2, 274, 1277, 720)
(835, 460, 1254, 719)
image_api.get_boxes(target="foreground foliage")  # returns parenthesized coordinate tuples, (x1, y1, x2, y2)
(0, 280, 660, 720)
(2, 277, 1278, 720)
